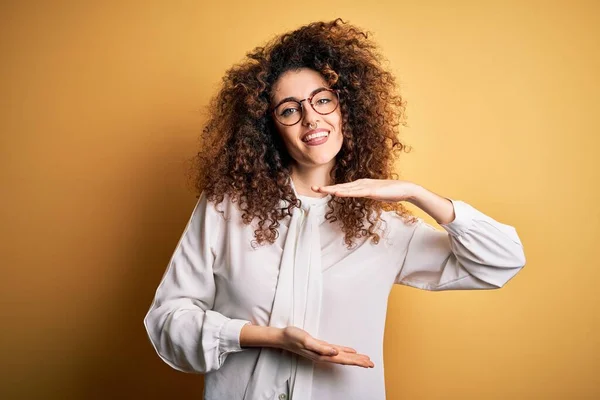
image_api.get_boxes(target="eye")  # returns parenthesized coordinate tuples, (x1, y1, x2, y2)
(316, 98, 330, 105)
(280, 107, 298, 117)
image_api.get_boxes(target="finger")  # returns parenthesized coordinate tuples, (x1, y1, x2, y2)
(327, 353, 375, 368)
(313, 186, 340, 193)
(351, 354, 375, 368)
(330, 188, 372, 198)
(335, 345, 357, 353)
(311, 349, 374, 368)
(313, 181, 361, 192)
(305, 340, 339, 356)
(314, 340, 357, 354)
(303, 350, 375, 368)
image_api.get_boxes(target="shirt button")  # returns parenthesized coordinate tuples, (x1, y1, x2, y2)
(278, 394, 287, 400)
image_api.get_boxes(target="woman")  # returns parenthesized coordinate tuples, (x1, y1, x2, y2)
(144, 19, 526, 400)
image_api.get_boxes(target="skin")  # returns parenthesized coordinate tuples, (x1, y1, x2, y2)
(239, 68, 457, 369)
(270, 68, 343, 197)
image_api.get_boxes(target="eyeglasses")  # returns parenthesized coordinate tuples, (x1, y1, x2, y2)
(271, 88, 340, 126)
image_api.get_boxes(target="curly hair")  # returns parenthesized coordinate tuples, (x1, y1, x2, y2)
(190, 18, 418, 248)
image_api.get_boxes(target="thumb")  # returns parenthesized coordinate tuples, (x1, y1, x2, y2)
(307, 339, 338, 356)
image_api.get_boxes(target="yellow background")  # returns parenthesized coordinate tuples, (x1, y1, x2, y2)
(2, 1, 598, 398)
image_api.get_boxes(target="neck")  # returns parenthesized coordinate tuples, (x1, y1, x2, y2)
(290, 162, 334, 198)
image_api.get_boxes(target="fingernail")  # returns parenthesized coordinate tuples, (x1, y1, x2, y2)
(330, 348, 338, 355)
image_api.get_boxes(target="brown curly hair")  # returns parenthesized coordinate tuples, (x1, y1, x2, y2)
(190, 18, 418, 248)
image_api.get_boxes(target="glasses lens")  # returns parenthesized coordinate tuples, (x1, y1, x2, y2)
(274, 101, 302, 125)
(312, 90, 338, 115)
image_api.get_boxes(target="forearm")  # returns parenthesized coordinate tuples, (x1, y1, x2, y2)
(406, 184, 456, 225)
(239, 323, 283, 349)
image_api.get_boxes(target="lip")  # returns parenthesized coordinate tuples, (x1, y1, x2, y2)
(301, 128, 329, 142)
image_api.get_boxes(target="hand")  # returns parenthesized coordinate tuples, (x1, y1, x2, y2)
(312, 179, 418, 203)
(279, 326, 374, 368)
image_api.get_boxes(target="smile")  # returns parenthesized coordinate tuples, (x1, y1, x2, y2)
(302, 131, 329, 146)
(303, 131, 328, 142)
(301, 128, 330, 146)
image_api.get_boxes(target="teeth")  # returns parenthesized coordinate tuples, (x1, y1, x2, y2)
(303, 131, 329, 142)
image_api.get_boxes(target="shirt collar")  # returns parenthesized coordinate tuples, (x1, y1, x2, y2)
(288, 177, 332, 211)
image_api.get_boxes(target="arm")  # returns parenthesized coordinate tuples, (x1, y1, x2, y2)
(239, 324, 284, 348)
(396, 188, 526, 290)
(143, 193, 251, 373)
(240, 325, 375, 368)
(312, 179, 526, 290)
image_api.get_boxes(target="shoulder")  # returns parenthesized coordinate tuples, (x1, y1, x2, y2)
(197, 191, 255, 230)
(379, 208, 422, 229)
(378, 209, 424, 246)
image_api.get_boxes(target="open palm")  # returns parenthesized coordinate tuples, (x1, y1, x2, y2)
(312, 179, 417, 203)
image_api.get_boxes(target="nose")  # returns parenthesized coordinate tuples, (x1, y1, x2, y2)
(301, 101, 320, 127)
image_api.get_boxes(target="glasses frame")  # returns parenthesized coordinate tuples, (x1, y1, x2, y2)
(270, 88, 341, 126)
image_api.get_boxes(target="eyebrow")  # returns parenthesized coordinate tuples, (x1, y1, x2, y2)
(272, 86, 329, 110)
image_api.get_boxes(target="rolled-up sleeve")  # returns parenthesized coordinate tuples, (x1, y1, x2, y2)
(143, 193, 251, 373)
(394, 199, 526, 291)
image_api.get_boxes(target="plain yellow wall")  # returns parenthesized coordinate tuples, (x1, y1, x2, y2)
(1, 1, 598, 399)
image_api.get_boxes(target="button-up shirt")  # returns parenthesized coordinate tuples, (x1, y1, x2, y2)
(144, 189, 526, 400)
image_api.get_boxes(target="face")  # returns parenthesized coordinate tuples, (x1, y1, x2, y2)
(270, 68, 343, 171)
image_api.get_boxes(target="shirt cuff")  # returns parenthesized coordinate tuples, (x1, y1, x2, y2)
(439, 199, 477, 238)
(218, 318, 252, 364)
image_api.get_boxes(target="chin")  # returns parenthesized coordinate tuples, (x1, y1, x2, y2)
(292, 141, 342, 168)
(308, 152, 339, 166)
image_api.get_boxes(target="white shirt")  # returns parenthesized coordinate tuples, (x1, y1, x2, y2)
(144, 188, 526, 400)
